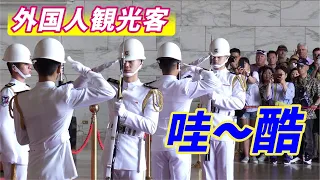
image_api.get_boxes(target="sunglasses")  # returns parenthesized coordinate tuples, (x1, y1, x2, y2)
(297, 64, 305, 68)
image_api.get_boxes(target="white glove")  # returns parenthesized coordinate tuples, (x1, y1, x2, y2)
(115, 100, 128, 120)
(67, 56, 91, 76)
(92, 60, 119, 73)
(210, 91, 219, 101)
(182, 63, 203, 74)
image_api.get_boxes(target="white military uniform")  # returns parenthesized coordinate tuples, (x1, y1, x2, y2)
(101, 78, 162, 180)
(0, 78, 30, 180)
(12, 71, 116, 180)
(149, 42, 221, 180)
(150, 73, 222, 180)
(200, 67, 246, 180)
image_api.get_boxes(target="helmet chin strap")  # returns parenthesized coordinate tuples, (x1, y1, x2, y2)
(211, 56, 229, 70)
(123, 64, 142, 77)
(177, 63, 181, 79)
(12, 64, 31, 79)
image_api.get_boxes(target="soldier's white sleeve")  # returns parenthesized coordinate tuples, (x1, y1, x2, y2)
(184, 70, 223, 99)
(12, 104, 30, 145)
(65, 71, 116, 108)
(2, 88, 30, 145)
(72, 75, 89, 88)
(122, 96, 160, 135)
(0, 88, 14, 152)
(0, 88, 13, 118)
(73, 61, 117, 88)
(210, 78, 246, 110)
(199, 94, 212, 111)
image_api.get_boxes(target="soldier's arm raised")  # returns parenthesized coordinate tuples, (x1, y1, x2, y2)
(210, 76, 246, 110)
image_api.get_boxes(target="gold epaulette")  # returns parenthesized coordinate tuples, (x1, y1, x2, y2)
(107, 78, 120, 85)
(232, 75, 247, 92)
(9, 90, 29, 131)
(142, 89, 163, 113)
(5, 83, 15, 88)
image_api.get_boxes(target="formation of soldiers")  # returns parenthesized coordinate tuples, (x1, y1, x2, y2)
(0, 37, 246, 180)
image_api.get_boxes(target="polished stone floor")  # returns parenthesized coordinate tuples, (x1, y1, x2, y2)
(1, 138, 320, 180)
(73, 149, 320, 180)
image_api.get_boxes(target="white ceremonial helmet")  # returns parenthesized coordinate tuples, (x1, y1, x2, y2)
(209, 38, 231, 57)
(118, 38, 146, 61)
(209, 38, 231, 69)
(33, 38, 65, 63)
(156, 42, 182, 61)
(3, 43, 32, 79)
(3, 43, 32, 64)
(118, 38, 146, 77)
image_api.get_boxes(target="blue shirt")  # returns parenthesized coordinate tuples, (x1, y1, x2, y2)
(267, 82, 295, 105)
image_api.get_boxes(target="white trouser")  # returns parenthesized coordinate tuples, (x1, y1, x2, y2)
(3, 162, 27, 180)
(201, 140, 235, 180)
(111, 169, 145, 180)
(151, 150, 191, 180)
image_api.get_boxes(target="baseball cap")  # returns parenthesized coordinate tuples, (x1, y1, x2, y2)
(256, 49, 267, 55)
(297, 58, 309, 66)
(277, 45, 288, 52)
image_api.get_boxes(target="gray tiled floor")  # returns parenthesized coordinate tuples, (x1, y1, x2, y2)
(1, 138, 320, 180)
(73, 137, 320, 180)
(74, 149, 320, 180)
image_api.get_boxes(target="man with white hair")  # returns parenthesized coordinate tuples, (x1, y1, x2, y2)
(251, 50, 267, 74)
(200, 38, 246, 180)
(297, 43, 313, 65)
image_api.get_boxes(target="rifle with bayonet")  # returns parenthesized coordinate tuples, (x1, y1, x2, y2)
(105, 38, 126, 180)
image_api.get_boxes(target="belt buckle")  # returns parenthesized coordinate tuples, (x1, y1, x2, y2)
(132, 130, 136, 136)
(118, 124, 126, 134)
(117, 124, 137, 136)
(211, 107, 219, 113)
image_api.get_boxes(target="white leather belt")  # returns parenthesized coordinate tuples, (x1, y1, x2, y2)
(30, 131, 70, 151)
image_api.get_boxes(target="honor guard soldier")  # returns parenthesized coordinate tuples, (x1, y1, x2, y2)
(200, 38, 246, 180)
(101, 38, 163, 180)
(147, 42, 222, 180)
(11, 38, 116, 180)
(0, 43, 32, 180)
